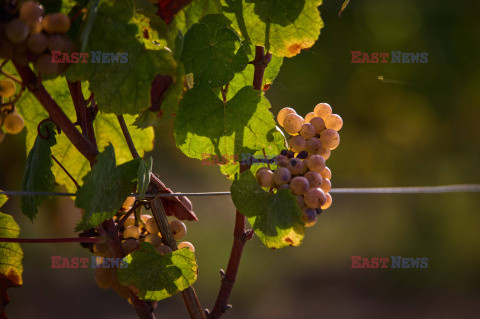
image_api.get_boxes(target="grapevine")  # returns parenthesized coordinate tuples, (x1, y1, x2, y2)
(1, 1, 478, 319)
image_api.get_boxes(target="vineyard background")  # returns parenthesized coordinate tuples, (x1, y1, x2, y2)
(1, 0, 479, 318)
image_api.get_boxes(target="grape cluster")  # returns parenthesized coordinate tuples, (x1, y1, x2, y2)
(91, 196, 194, 302)
(0, 78, 25, 143)
(256, 103, 343, 227)
(0, 1, 73, 75)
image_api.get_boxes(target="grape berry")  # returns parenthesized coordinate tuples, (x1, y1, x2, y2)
(255, 103, 343, 227)
(80, 195, 192, 303)
(0, 1, 72, 76)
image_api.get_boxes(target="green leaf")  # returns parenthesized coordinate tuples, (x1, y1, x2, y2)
(174, 0, 223, 34)
(180, 14, 248, 87)
(222, 0, 324, 57)
(137, 157, 152, 199)
(74, 145, 141, 231)
(20, 123, 57, 221)
(231, 171, 305, 249)
(65, 0, 177, 115)
(0, 198, 23, 289)
(17, 77, 154, 194)
(174, 85, 284, 178)
(227, 43, 283, 98)
(117, 243, 198, 301)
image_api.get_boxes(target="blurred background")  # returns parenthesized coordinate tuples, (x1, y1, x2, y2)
(1, 0, 480, 318)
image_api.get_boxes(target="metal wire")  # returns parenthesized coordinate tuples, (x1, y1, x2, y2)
(329, 184, 480, 194)
(1, 184, 479, 198)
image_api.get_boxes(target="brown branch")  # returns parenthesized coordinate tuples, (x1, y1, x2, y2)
(0, 237, 104, 243)
(13, 62, 99, 165)
(207, 211, 252, 319)
(67, 80, 98, 149)
(207, 47, 272, 316)
(251, 46, 272, 91)
(118, 115, 140, 159)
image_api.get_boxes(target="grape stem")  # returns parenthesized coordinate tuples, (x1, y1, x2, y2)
(117, 115, 140, 159)
(51, 154, 80, 189)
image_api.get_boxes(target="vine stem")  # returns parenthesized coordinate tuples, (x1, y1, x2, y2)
(208, 46, 271, 318)
(12, 63, 99, 165)
(67, 80, 98, 148)
(208, 210, 251, 319)
(0, 237, 104, 243)
(251, 46, 272, 91)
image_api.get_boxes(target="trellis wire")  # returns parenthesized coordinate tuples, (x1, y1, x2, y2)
(1, 184, 479, 198)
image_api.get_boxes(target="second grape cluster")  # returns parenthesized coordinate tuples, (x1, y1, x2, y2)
(256, 103, 343, 227)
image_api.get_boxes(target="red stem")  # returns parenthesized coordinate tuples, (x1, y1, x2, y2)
(0, 237, 103, 243)
(12, 63, 99, 165)
(67, 80, 98, 149)
(252, 46, 272, 91)
(208, 47, 271, 318)
(208, 211, 249, 318)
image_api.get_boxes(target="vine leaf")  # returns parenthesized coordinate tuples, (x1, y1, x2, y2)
(75, 145, 141, 231)
(180, 14, 248, 87)
(137, 157, 153, 199)
(65, 0, 177, 115)
(117, 243, 198, 301)
(132, 0, 177, 50)
(231, 171, 305, 249)
(0, 193, 23, 318)
(173, 0, 223, 35)
(20, 123, 57, 221)
(174, 85, 284, 178)
(222, 0, 324, 57)
(17, 76, 154, 194)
